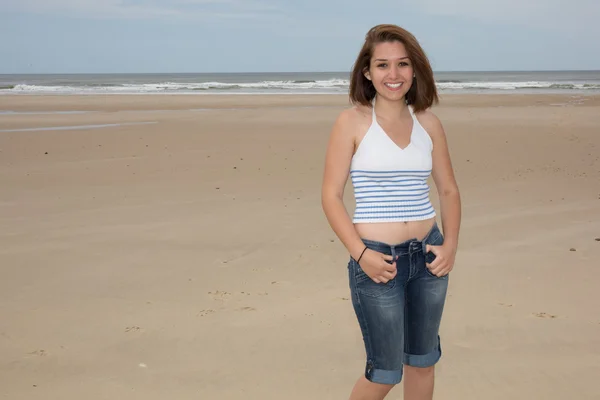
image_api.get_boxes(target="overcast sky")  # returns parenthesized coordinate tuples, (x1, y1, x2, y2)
(1, 0, 599, 73)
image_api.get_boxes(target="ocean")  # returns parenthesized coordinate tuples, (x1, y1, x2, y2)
(1, 71, 599, 95)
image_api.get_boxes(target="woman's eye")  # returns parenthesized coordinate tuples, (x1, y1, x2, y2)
(377, 64, 387, 68)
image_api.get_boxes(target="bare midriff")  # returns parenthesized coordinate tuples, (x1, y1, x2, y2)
(354, 217, 436, 245)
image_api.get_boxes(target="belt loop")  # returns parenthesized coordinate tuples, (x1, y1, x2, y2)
(408, 240, 417, 256)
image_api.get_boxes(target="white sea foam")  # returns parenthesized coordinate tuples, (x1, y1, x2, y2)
(2, 79, 350, 94)
(436, 81, 600, 91)
(1, 79, 599, 94)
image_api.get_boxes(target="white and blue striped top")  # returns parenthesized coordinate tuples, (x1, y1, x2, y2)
(350, 102, 437, 223)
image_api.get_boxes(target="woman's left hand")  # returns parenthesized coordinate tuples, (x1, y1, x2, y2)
(425, 244, 456, 277)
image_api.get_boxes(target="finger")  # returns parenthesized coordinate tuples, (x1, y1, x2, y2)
(383, 254, 395, 263)
(428, 245, 440, 255)
(383, 261, 397, 272)
(380, 270, 396, 280)
(426, 244, 439, 254)
(374, 269, 396, 283)
(434, 269, 449, 278)
(428, 259, 442, 272)
(430, 262, 447, 276)
(437, 265, 453, 275)
(427, 255, 443, 270)
(427, 253, 446, 269)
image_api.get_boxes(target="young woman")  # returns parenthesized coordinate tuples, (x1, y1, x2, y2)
(321, 24, 461, 400)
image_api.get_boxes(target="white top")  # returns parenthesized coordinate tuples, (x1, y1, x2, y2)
(349, 99, 437, 223)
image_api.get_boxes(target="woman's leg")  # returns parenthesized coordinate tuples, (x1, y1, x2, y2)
(347, 243, 410, 399)
(402, 226, 449, 400)
(403, 365, 434, 400)
(349, 376, 395, 400)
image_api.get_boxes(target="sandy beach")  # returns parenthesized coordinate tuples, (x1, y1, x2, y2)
(1, 93, 599, 399)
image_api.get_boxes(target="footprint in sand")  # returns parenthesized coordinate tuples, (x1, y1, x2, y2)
(197, 309, 215, 317)
(125, 326, 142, 333)
(533, 312, 558, 319)
(498, 303, 513, 307)
(29, 350, 47, 356)
(207, 291, 270, 310)
(208, 290, 232, 301)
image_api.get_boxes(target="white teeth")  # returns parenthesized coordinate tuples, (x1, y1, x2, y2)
(385, 83, 402, 88)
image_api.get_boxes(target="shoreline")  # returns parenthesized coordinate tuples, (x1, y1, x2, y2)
(2, 93, 600, 114)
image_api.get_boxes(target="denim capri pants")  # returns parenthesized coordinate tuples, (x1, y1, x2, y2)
(347, 222, 449, 385)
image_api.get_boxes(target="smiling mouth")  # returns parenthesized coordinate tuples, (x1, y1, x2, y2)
(384, 82, 403, 89)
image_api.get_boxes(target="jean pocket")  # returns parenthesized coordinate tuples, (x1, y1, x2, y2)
(424, 228, 447, 279)
(425, 227, 445, 247)
(352, 259, 397, 297)
(424, 265, 448, 279)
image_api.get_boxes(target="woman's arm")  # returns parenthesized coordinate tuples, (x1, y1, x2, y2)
(419, 110, 462, 275)
(321, 109, 367, 261)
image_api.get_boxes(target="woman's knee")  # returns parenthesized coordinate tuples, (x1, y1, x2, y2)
(404, 364, 435, 377)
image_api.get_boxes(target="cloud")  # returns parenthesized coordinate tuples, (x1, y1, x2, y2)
(3, 0, 283, 20)
(413, 0, 600, 33)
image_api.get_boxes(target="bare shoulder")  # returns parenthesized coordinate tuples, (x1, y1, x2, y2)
(323, 105, 372, 193)
(414, 108, 446, 142)
(332, 104, 371, 137)
(336, 104, 371, 126)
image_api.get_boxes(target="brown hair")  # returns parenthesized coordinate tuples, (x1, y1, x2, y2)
(349, 24, 438, 113)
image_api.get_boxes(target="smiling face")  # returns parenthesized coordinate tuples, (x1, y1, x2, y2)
(364, 40, 415, 102)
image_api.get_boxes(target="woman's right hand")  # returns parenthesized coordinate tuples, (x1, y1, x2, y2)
(358, 249, 397, 283)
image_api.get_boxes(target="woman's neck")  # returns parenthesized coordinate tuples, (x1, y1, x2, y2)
(374, 95, 409, 121)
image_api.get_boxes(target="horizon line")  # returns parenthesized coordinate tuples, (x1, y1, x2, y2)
(1, 69, 600, 76)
